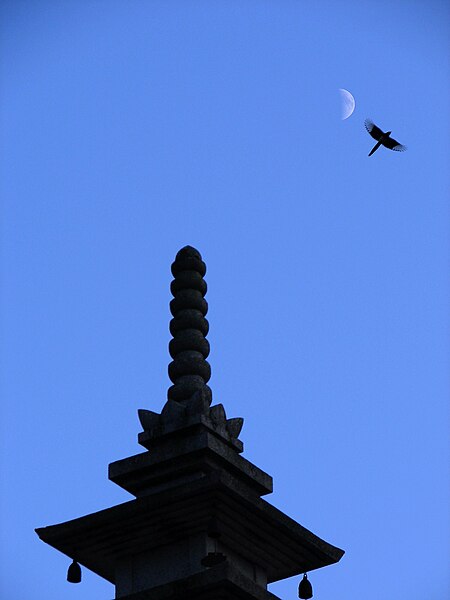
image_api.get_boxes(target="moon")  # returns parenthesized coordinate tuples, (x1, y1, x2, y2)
(339, 88, 355, 120)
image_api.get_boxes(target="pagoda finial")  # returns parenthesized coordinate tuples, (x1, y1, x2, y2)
(168, 246, 212, 404)
(136, 246, 244, 452)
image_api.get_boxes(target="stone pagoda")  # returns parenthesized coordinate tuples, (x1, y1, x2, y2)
(36, 246, 344, 599)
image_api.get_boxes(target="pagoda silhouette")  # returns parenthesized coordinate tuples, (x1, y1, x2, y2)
(36, 246, 344, 599)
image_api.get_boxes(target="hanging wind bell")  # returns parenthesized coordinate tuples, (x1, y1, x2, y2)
(298, 572, 313, 599)
(67, 559, 82, 583)
(201, 515, 226, 567)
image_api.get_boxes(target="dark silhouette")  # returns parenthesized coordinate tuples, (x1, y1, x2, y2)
(298, 573, 313, 599)
(365, 119, 407, 156)
(35, 246, 344, 599)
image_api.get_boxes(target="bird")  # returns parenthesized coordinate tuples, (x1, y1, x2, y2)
(364, 119, 407, 156)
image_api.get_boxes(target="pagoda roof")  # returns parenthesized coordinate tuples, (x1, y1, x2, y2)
(36, 470, 343, 586)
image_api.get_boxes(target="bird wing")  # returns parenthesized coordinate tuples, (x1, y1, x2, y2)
(383, 137, 407, 152)
(364, 119, 384, 141)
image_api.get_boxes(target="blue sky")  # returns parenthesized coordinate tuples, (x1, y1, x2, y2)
(1, 1, 449, 599)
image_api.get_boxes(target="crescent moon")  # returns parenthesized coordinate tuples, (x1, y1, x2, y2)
(339, 88, 355, 120)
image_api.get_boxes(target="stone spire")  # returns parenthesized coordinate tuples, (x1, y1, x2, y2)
(168, 246, 211, 404)
(136, 246, 244, 453)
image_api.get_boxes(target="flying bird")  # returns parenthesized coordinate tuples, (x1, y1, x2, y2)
(364, 119, 407, 156)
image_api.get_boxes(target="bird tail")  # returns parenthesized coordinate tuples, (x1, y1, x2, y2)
(368, 141, 381, 156)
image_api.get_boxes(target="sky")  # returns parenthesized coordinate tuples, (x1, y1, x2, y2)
(1, 1, 449, 599)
